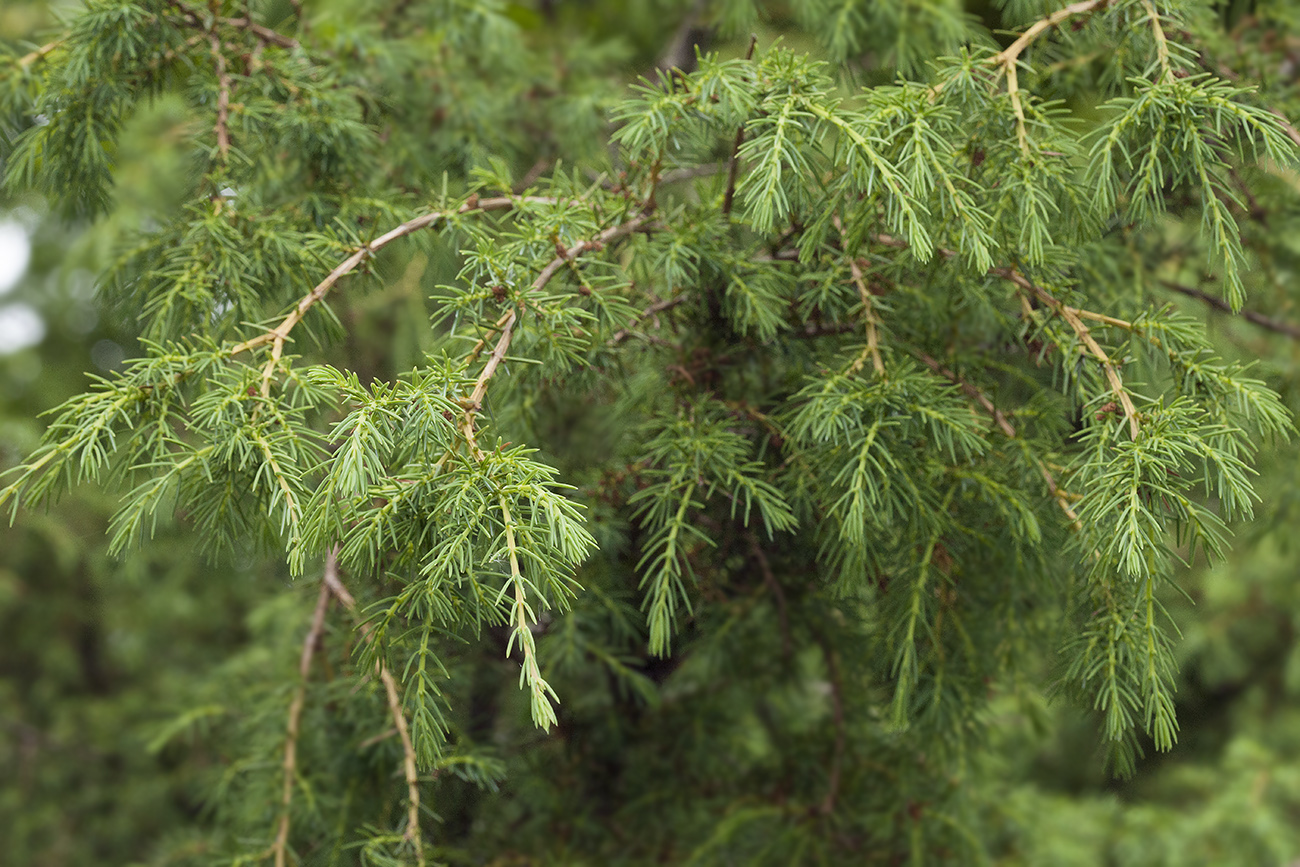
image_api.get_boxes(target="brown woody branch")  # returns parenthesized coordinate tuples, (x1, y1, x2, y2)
(989, 0, 1113, 155)
(918, 353, 1082, 529)
(272, 576, 332, 867)
(459, 216, 649, 454)
(17, 39, 64, 68)
(322, 553, 424, 861)
(871, 233, 1139, 439)
(207, 33, 232, 163)
(610, 294, 685, 344)
(1160, 280, 1300, 339)
(990, 267, 1140, 439)
(229, 196, 558, 396)
(833, 217, 884, 376)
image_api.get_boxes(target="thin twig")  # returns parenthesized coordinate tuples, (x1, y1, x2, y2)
(322, 553, 425, 862)
(872, 231, 1139, 439)
(991, 266, 1140, 439)
(610, 294, 686, 344)
(834, 217, 884, 376)
(919, 353, 1016, 439)
(746, 532, 791, 660)
(229, 196, 557, 396)
(722, 35, 758, 216)
(918, 353, 1082, 528)
(989, 0, 1112, 156)
(1141, 0, 1172, 80)
(272, 578, 332, 867)
(167, 1, 300, 50)
(1160, 280, 1300, 339)
(17, 39, 64, 68)
(218, 16, 301, 50)
(814, 635, 846, 816)
(459, 217, 649, 452)
(207, 32, 232, 163)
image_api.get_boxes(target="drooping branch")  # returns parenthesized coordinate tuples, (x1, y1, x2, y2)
(918, 352, 1082, 529)
(272, 576, 332, 867)
(207, 33, 232, 164)
(229, 196, 558, 396)
(322, 553, 424, 862)
(993, 267, 1140, 439)
(17, 39, 64, 68)
(989, 0, 1113, 155)
(870, 233, 1140, 438)
(459, 216, 649, 452)
(1160, 280, 1300, 340)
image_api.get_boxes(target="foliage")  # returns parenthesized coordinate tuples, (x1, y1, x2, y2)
(5, 0, 1300, 863)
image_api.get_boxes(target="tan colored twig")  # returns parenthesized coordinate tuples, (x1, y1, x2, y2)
(722, 35, 759, 216)
(219, 16, 300, 50)
(229, 196, 557, 397)
(919, 353, 1016, 439)
(918, 352, 1082, 528)
(272, 577, 332, 867)
(208, 33, 232, 163)
(870, 233, 1138, 439)
(17, 39, 64, 68)
(322, 552, 424, 862)
(459, 217, 648, 454)
(1141, 0, 1171, 80)
(989, 0, 1112, 156)
(833, 217, 884, 376)
(610, 294, 685, 344)
(989, 267, 1139, 439)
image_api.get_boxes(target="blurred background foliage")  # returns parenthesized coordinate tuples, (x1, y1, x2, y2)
(4, 0, 1300, 864)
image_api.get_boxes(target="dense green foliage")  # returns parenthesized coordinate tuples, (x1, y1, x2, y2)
(6, 0, 1300, 864)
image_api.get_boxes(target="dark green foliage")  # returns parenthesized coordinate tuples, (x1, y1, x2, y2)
(6, 0, 1300, 864)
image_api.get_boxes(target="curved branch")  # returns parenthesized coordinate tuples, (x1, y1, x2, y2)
(322, 553, 424, 861)
(459, 216, 649, 453)
(229, 196, 558, 396)
(272, 576, 332, 867)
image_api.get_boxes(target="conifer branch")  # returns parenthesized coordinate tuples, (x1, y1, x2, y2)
(918, 354, 1015, 439)
(17, 39, 63, 68)
(996, 268, 1140, 439)
(272, 577, 332, 867)
(610, 294, 685, 344)
(870, 233, 1140, 437)
(1141, 0, 1172, 80)
(219, 16, 300, 50)
(322, 553, 425, 860)
(991, 0, 1111, 71)
(1159, 280, 1300, 339)
(722, 35, 759, 216)
(229, 196, 556, 396)
(918, 353, 1083, 529)
(835, 215, 885, 376)
(207, 33, 232, 164)
(460, 216, 649, 449)
(990, 0, 1112, 155)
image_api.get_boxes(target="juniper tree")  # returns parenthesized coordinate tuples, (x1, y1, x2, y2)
(4, 0, 1300, 863)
